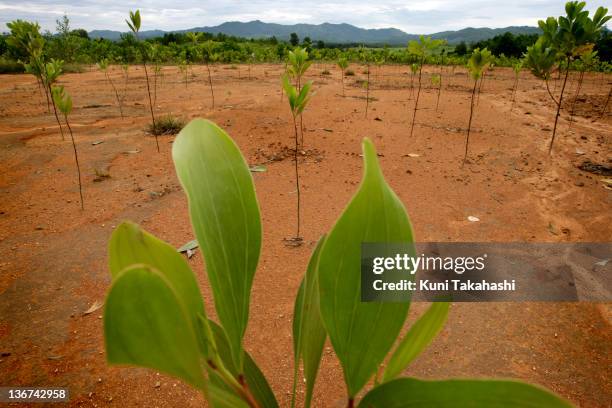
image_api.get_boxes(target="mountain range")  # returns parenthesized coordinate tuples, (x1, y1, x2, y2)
(89, 21, 540, 45)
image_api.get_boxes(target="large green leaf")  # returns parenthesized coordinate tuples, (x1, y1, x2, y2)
(108, 222, 208, 354)
(292, 236, 327, 408)
(318, 138, 414, 397)
(208, 320, 279, 408)
(104, 265, 205, 390)
(383, 302, 450, 382)
(173, 118, 262, 370)
(357, 378, 574, 407)
(208, 384, 250, 408)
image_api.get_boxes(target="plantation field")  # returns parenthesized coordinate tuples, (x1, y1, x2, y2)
(0, 63, 611, 407)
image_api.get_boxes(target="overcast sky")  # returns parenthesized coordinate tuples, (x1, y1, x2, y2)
(1, 0, 610, 34)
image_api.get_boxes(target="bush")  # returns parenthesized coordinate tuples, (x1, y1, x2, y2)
(147, 115, 186, 135)
(0, 58, 25, 74)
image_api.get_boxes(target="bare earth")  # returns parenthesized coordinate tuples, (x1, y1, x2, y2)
(0, 63, 611, 407)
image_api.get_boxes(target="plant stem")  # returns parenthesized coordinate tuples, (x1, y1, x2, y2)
(48, 84, 65, 141)
(409, 57, 424, 138)
(64, 114, 84, 209)
(549, 59, 570, 155)
(341, 69, 345, 97)
(365, 63, 370, 118)
(292, 114, 301, 239)
(598, 86, 611, 119)
(105, 70, 124, 118)
(568, 70, 584, 128)
(206, 61, 215, 108)
(510, 76, 519, 112)
(436, 76, 442, 111)
(142, 61, 159, 153)
(463, 78, 478, 166)
(347, 398, 355, 408)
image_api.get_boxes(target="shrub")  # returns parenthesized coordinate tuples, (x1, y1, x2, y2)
(0, 58, 25, 74)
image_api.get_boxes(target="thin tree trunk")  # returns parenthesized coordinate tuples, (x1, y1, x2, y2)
(341, 70, 345, 97)
(463, 79, 479, 166)
(64, 115, 84, 210)
(549, 59, 570, 155)
(568, 70, 584, 128)
(510, 76, 519, 112)
(598, 86, 611, 119)
(436, 77, 442, 111)
(105, 70, 124, 118)
(142, 62, 159, 153)
(206, 61, 215, 109)
(48, 84, 65, 141)
(365, 63, 370, 118)
(409, 58, 424, 138)
(292, 114, 301, 239)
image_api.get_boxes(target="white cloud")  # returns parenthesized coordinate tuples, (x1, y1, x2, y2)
(0, 0, 608, 34)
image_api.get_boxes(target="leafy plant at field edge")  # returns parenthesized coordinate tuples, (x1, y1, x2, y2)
(126, 9, 159, 152)
(103, 116, 575, 408)
(464, 48, 493, 165)
(524, 1, 610, 155)
(282, 76, 313, 245)
(98, 59, 124, 118)
(52, 85, 83, 209)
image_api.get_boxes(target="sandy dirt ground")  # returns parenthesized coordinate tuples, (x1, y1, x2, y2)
(0, 62, 611, 407)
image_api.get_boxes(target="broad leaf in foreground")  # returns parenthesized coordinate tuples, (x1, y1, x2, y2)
(358, 377, 574, 407)
(173, 118, 262, 369)
(318, 138, 415, 397)
(104, 265, 205, 390)
(383, 302, 450, 382)
(292, 236, 327, 407)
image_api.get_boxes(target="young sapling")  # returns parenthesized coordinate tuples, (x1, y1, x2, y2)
(52, 85, 84, 209)
(98, 59, 124, 118)
(126, 10, 159, 152)
(337, 57, 349, 97)
(464, 48, 493, 165)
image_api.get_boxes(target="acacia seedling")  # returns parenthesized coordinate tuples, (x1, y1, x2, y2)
(407, 36, 444, 137)
(510, 61, 523, 112)
(103, 117, 574, 408)
(126, 9, 159, 152)
(286, 47, 312, 147)
(282, 76, 313, 245)
(464, 47, 493, 165)
(52, 85, 83, 209)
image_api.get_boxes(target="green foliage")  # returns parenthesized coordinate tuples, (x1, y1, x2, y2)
(467, 47, 493, 80)
(126, 10, 141, 35)
(358, 378, 573, 407)
(408, 35, 446, 59)
(5, 19, 43, 61)
(337, 57, 349, 70)
(51, 85, 72, 115)
(292, 238, 326, 408)
(382, 302, 449, 382)
(317, 138, 414, 397)
(172, 119, 262, 370)
(286, 47, 312, 84)
(524, 39, 558, 79)
(282, 76, 312, 116)
(103, 117, 574, 407)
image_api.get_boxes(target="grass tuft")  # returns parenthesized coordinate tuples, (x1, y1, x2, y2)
(147, 115, 186, 136)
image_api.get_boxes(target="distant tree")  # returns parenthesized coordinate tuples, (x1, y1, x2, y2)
(290, 32, 299, 46)
(302, 36, 312, 51)
(595, 29, 611, 61)
(270, 35, 278, 45)
(316, 40, 325, 49)
(71, 29, 89, 39)
(454, 41, 468, 55)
